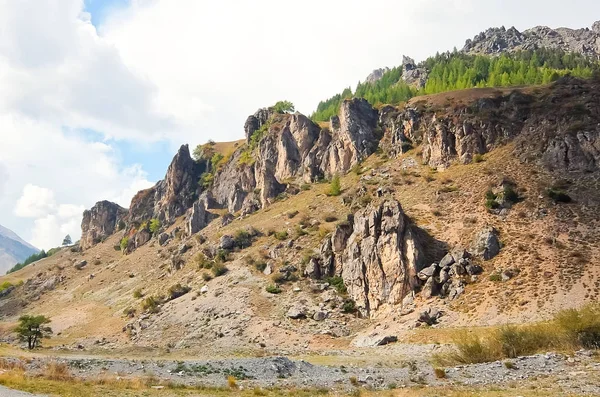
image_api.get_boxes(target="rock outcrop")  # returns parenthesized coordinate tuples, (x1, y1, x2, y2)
(364, 67, 391, 84)
(244, 108, 273, 143)
(310, 200, 425, 317)
(207, 99, 381, 213)
(80, 201, 127, 250)
(463, 21, 600, 57)
(129, 145, 204, 226)
(381, 78, 600, 172)
(401, 56, 428, 89)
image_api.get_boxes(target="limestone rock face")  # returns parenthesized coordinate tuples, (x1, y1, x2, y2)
(208, 100, 381, 213)
(244, 108, 273, 143)
(364, 67, 391, 84)
(185, 200, 215, 236)
(380, 78, 600, 172)
(129, 145, 204, 226)
(312, 200, 425, 317)
(320, 98, 379, 176)
(80, 201, 127, 250)
(401, 56, 428, 89)
(463, 22, 600, 57)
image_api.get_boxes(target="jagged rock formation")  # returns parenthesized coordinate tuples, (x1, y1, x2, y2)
(401, 56, 428, 89)
(308, 200, 426, 317)
(364, 67, 391, 83)
(207, 98, 381, 213)
(463, 21, 600, 57)
(129, 144, 204, 225)
(186, 200, 215, 236)
(244, 108, 273, 143)
(381, 77, 600, 172)
(80, 201, 127, 250)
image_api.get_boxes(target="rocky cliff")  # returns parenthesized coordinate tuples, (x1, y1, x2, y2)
(207, 98, 381, 214)
(463, 21, 600, 57)
(80, 201, 127, 250)
(129, 144, 204, 226)
(381, 77, 600, 172)
(305, 200, 426, 317)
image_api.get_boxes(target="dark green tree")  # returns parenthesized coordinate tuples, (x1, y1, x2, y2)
(62, 234, 72, 246)
(273, 100, 295, 114)
(15, 315, 52, 349)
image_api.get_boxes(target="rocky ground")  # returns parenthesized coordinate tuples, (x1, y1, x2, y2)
(2, 348, 599, 393)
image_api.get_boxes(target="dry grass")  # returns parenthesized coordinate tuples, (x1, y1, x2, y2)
(436, 304, 600, 365)
(43, 361, 72, 381)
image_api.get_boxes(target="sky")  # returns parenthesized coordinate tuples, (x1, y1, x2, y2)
(0, 0, 598, 251)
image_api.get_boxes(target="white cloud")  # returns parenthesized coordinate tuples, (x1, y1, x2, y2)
(0, 113, 153, 250)
(0, 0, 177, 143)
(14, 184, 56, 218)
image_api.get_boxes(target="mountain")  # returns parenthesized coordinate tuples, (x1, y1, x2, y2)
(1, 19, 600, 392)
(0, 224, 39, 274)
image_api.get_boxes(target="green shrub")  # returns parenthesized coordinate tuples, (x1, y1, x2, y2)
(300, 184, 311, 191)
(149, 218, 161, 235)
(142, 296, 160, 313)
(274, 231, 288, 241)
(212, 264, 228, 277)
(265, 285, 282, 294)
(324, 215, 338, 223)
(254, 261, 268, 272)
(342, 299, 356, 313)
(294, 226, 307, 238)
(488, 273, 502, 282)
(199, 172, 214, 189)
(201, 273, 213, 282)
(327, 174, 342, 196)
(287, 210, 299, 219)
(215, 249, 231, 264)
(555, 305, 600, 349)
(473, 154, 485, 163)
(0, 281, 14, 293)
(326, 276, 348, 294)
(120, 237, 129, 252)
(503, 185, 519, 204)
(233, 230, 253, 249)
(547, 188, 572, 203)
(168, 284, 191, 300)
(133, 289, 143, 299)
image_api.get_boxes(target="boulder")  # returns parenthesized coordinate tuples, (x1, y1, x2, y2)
(352, 333, 398, 347)
(472, 226, 501, 260)
(313, 311, 328, 321)
(418, 263, 439, 280)
(286, 306, 306, 319)
(219, 235, 235, 250)
(134, 229, 151, 248)
(158, 233, 170, 246)
(74, 260, 87, 270)
(422, 276, 438, 298)
(418, 308, 443, 325)
(439, 253, 455, 268)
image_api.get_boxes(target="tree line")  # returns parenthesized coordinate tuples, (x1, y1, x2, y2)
(311, 48, 600, 122)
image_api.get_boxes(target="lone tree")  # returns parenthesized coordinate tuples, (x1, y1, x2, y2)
(62, 234, 72, 246)
(328, 174, 342, 196)
(273, 100, 295, 114)
(15, 315, 52, 349)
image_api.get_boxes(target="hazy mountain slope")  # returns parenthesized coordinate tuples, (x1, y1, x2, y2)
(0, 224, 39, 274)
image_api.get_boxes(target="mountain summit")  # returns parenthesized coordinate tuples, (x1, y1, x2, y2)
(0, 224, 38, 274)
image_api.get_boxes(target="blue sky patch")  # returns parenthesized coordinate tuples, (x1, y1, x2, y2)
(84, 0, 130, 27)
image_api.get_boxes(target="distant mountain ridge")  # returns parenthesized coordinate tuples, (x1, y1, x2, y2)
(0, 224, 39, 274)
